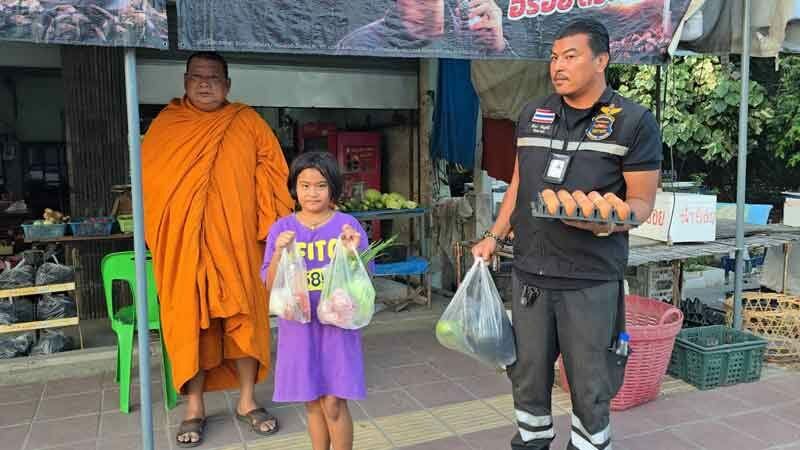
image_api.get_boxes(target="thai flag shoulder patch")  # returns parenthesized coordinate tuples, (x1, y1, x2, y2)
(532, 108, 555, 124)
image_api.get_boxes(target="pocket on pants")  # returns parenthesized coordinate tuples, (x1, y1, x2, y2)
(604, 350, 628, 400)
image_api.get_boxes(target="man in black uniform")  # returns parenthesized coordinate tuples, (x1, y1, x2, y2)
(472, 19, 661, 450)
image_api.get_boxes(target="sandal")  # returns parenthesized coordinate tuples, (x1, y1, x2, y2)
(236, 407, 280, 436)
(175, 417, 206, 448)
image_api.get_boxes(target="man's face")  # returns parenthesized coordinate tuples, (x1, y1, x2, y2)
(550, 33, 608, 97)
(184, 57, 230, 112)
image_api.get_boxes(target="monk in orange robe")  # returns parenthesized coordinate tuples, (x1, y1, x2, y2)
(142, 52, 293, 447)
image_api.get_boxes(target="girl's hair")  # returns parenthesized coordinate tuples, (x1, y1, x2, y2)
(288, 151, 343, 203)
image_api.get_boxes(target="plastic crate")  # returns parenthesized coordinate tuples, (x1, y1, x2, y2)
(21, 223, 67, 241)
(668, 325, 767, 390)
(680, 298, 727, 328)
(117, 215, 133, 234)
(69, 217, 114, 237)
(626, 263, 674, 303)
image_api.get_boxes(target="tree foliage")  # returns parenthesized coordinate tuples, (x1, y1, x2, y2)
(610, 56, 777, 167)
(770, 56, 800, 168)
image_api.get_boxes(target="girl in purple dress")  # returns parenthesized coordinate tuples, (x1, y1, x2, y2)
(262, 151, 368, 450)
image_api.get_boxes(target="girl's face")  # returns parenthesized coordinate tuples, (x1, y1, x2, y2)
(296, 168, 332, 214)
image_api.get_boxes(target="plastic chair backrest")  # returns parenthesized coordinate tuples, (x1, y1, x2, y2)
(101, 251, 160, 328)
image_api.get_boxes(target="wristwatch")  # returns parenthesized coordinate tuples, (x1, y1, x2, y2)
(482, 230, 504, 243)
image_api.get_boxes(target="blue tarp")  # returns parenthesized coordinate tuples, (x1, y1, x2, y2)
(431, 59, 479, 168)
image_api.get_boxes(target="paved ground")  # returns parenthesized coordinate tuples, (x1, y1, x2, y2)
(2, 320, 799, 450)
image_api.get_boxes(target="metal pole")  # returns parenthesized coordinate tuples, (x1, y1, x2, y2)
(124, 48, 154, 450)
(655, 65, 662, 127)
(733, 0, 752, 331)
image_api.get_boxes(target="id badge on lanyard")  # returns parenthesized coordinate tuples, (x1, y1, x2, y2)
(543, 152, 572, 185)
(543, 111, 573, 185)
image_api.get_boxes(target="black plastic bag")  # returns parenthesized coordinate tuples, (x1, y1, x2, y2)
(36, 294, 77, 321)
(1, 298, 35, 324)
(21, 250, 44, 268)
(0, 299, 14, 325)
(0, 261, 36, 289)
(35, 262, 75, 286)
(0, 333, 35, 359)
(13, 297, 35, 323)
(30, 330, 71, 356)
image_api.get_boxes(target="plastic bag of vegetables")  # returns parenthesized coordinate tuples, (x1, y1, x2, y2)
(269, 243, 311, 323)
(435, 259, 516, 368)
(318, 238, 375, 329)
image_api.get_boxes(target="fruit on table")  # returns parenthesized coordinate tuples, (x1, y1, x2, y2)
(541, 189, 559, 215)
(572, 190, 595, 218)
(364, 189, 382, 203)
(604, 193, 632, 221)
(588, 191, 612, 220)
(557, 190, 578, 216)
(339, 190, 420, 212)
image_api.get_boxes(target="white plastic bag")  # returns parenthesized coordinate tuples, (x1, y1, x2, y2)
(318, 238, 375, 329)
(436, 259, 516, 368)
(269, 244, 311, 323)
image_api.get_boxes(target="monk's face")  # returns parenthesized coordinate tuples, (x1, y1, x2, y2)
(296, 168, 332, 214)
(184, 57, 231, 112)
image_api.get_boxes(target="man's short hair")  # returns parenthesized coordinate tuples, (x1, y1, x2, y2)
(555, 18, 610, 57)
(186, 51, 229, 79)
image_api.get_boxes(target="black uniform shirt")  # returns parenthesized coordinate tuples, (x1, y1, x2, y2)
(511, 87, 662, 287)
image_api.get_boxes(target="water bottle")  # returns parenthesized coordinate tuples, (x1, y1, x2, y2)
(615, 332, 630, 357)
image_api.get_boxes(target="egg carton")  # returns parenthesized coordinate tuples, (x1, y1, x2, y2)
(530, 193, 641, 226)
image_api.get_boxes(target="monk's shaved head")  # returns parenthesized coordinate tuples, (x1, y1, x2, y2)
(184, 52, 231, 112)
(186, 52, 229, 80)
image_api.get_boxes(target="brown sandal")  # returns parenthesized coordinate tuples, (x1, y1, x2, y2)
(176, 417, 206, 448)
(236, 407, 279, 436)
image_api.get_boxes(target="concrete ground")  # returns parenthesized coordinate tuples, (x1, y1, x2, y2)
(1, 296, 799, 450)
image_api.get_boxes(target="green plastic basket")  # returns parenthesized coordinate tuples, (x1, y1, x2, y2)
(117, 215, 133, 234)
(668, 325, 767, 390)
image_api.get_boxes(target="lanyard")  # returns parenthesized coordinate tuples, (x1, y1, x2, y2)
(548, 100, 589, 156)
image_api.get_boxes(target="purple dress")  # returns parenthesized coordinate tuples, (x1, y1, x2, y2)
(262, 212, 368, 402)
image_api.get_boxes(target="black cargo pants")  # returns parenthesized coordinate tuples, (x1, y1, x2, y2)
(507, 274, 627, 450)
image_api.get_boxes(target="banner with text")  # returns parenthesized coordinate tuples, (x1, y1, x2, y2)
(178, 0, 692, 63)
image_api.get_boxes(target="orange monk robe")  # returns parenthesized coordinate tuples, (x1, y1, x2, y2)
(142, 97, 294, 392)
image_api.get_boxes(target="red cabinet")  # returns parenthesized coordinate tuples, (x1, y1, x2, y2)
(297, 123, 383, 240)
